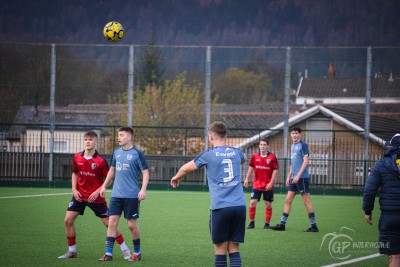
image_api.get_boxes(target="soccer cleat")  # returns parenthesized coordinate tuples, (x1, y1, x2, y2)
(122, 249, 131, 260)
(129, 253, 142, 261)
(270, 224, 286, 231)
(304, 227, 319, 232)
(246, 221, 255, 229)
(98, 254, 113, 261)
(263, 223, 270, 229)
(58, 251, 77, 259)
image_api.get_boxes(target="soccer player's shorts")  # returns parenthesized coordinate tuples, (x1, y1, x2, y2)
(378, 213, 400, 255)
(287, 178, 310, 195)
(108, 197, 140, 220)
(67, 196, 108, 218)
(250, 189, 274, 202)
(209, 206, 246, 244)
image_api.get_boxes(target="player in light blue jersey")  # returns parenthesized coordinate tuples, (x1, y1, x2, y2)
(271, 127, 318, 232)
(99, 127, 149, 262)
(171, 121, 247, 267)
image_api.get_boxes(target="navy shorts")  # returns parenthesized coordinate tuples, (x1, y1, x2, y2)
(209, 206, 246, 245)
(108, 197, 140, 220)
(251, 189, 274, 202)
(379, 214, 400, 255)
(67, 196, 108, 218)
(287, 178, 310, 195)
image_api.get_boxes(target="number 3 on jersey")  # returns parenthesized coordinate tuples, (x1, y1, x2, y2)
(222, 158, 234, 183)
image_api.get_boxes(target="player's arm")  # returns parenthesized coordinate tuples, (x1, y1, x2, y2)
(286, 166, 292, 186)
(100, 166, 115, 198)
(138, 169, 149, 200)
(170, 160, 198, 188)
(89, 162, 109, 202)
(292, 155, 309, 184)
(243, 166, 254, 188)
(71, 171, 82, 202)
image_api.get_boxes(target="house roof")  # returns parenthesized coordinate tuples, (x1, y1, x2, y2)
(298, 75, 400, 98)
(236, 105, 397, 149)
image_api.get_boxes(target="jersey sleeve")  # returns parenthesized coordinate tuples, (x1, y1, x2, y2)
(301, 142, 309, 157)
(72, 154, 79, 172)
(137, 149, 149, 170)
(249, 153, 256, 167)
(110, 150, 116, 167)
(272, 155, 279, 169)
(194, 151, 209, 169)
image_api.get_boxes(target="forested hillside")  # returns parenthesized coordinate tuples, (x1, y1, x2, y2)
(1, 0, 399, 46)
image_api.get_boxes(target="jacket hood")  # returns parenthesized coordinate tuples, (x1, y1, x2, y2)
(383, 145, 400, 157)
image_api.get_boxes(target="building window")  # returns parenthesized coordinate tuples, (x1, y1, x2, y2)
(53, 140, 68, 153)
(305, 118, 332, 145)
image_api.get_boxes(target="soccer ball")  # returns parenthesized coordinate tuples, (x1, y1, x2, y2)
(103, 21, 124, 42)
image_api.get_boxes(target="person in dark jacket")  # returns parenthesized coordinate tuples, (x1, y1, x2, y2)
(363, 133, 400, 267)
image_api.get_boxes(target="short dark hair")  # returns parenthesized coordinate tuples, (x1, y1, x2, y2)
(290, 127, 302, 133)
(118, 126, 134, 136)
(208, 121, 227, 139)
(259, 137, 269, 145)
(84, 131, 98, 138)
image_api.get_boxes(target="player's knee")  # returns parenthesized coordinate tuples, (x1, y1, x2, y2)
(64, 216, 74, 227)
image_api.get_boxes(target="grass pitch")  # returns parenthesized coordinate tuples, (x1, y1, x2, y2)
(0, 187, 386, 267)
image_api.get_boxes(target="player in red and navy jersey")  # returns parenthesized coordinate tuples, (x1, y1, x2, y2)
(58, 131, 131, 260)
(244, 138, 279, 229)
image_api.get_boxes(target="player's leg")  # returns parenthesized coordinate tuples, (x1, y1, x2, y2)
(214, 242, 229, 266)
(100, 217, 131, 259)
(247, 190, 261, 229)
(227, 242, 242, 267)
(89, 200, 131, 260)
(389, 255, 400, 267)
(58, 210, 80, 258)
(58, 196, 84, 259)
(99, 197, 123, 261)
(263, 191, 274, 228)
(299, 179, 318, 232)
(271, 190, 295, 231)
(124, 198, 141, 261)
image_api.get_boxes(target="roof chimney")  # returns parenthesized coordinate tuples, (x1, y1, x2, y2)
(328, 63, 335, 79)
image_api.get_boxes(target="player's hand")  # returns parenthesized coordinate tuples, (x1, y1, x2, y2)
(138, 190, 146, 200)
(88, 191, 99, 203)
(292, 176, 300, 184)
(365, 214, 373, 225)
(73, 189, 82, 202)
(170, 177, 180, 188)
(265, 183, 272, 191)
(285, 178, 290, 187)
(99, 187, 106, 198)
(243, 179, 249, 188)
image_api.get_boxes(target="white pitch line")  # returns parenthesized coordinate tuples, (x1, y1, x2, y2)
(321, 253, 382, 267)
(0, 192, 71, 199)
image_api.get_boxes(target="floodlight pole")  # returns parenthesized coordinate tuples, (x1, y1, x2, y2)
(127, 45, 135, 127)
(364, 47, 372, 179)
(49, 44, 56, 183)
(283, 47, 291, 175)
(204, 46, 212, 185)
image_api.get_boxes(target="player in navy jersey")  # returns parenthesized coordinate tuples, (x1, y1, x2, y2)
(271, 127, 318, 232)
(171, 121, 247, 267)
(58, 131, 130, 260)
(99, 127, 149, 262)
(243, 138, 278, 229)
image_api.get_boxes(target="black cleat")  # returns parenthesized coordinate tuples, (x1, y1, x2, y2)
(263, 223, 270, 229)
(270, 224, 286, 231)
(246, 221, 255, 229)
(304, 227, 319, 232)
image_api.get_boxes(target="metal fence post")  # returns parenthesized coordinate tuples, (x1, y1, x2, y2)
(363, 46, 372, 182)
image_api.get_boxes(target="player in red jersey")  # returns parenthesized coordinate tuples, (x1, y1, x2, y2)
(243, 138, 279, 229)
(58, 131, 131, 260)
